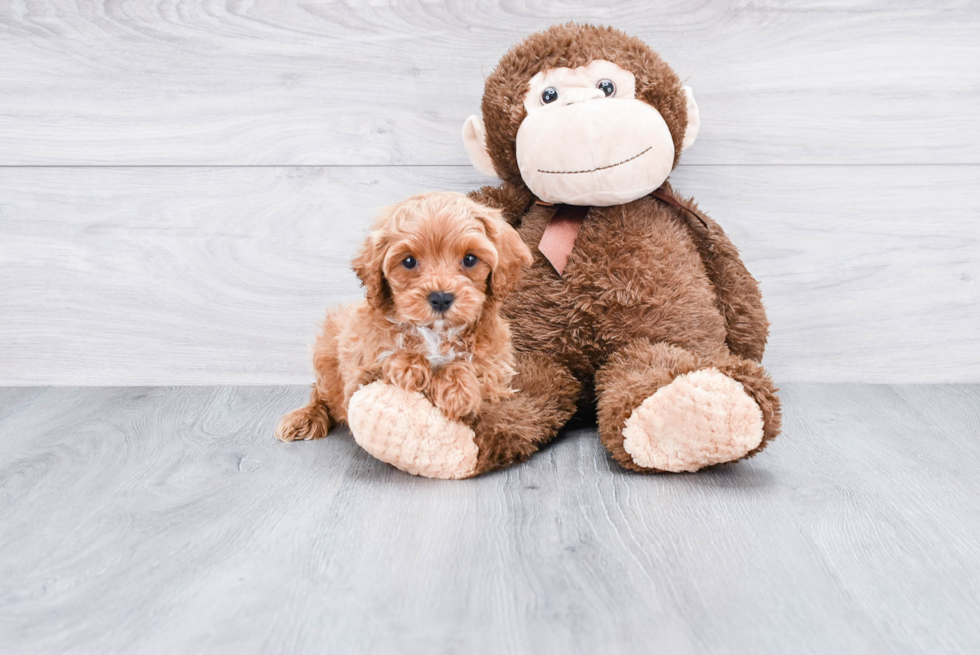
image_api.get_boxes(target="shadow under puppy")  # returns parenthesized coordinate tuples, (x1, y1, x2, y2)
(277, 191, 533, 443)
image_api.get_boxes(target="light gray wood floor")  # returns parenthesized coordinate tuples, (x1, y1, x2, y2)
(1, 383, 978, 654)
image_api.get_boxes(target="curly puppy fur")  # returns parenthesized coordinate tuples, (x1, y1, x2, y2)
(463, 23, 781, 474)
(276, 192, 532, 442)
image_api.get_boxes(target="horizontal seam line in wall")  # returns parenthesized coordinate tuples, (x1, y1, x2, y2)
(0, 163, 979, 169)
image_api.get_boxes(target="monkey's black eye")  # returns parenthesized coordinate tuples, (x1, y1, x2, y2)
(541, 87, 559, 104)
(597, 79, 616, 97)
(462, 254, 478, 268)
(401, 256, 417, 269)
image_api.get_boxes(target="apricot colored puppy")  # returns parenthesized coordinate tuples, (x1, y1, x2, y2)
(276, 192, 532, 443)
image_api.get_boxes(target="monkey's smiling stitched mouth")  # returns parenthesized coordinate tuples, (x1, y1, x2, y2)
(537, 146, 653, 175)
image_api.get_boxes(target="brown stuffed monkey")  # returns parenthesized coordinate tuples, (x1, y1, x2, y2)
(347, 23, 781, 478)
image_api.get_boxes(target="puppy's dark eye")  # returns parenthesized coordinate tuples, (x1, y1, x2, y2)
(462, 254, 478, 268)
(401, 256, 417, 269)
(541, 87, 559, 104)
(597, 79, 616, 97)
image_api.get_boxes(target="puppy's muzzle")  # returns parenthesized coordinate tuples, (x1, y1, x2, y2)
(428, 291, 455, 313)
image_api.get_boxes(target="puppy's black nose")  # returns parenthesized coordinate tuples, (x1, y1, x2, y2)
(428, 291, 455, 313)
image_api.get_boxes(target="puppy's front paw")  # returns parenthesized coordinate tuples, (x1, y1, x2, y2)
(382, 351, 431, 393)
(429, 364, 482, 421)
(276, 405, 330, 442)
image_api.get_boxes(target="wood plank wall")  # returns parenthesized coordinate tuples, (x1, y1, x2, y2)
(1, 0, 977, 385)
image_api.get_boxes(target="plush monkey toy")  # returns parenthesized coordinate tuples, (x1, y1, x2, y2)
(346, 23, 781, 479)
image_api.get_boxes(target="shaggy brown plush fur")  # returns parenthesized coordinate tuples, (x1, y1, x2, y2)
(471, 352, 581, 471)
(460, 24, 781, 475)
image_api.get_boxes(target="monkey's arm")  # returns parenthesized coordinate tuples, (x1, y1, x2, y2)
(468, 183, 533, 227)
(674, 195, 770, 362)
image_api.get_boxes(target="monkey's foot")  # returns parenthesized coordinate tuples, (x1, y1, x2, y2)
(347, 382, 478, 480)
(622, 368, 764, 472)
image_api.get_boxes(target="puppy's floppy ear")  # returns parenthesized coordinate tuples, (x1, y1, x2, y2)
(474, 204, 533, 300)
(351, 224, 392, 311)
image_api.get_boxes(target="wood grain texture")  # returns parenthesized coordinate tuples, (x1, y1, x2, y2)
(1, 164, 977, 385)
(0, 0, 977, 166)
(0, 0, 976, 384)
(0, 383, 978, 654)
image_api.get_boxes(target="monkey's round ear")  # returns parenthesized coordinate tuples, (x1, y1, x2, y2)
(462, 115, 500, 178)
(681, 86, 700, 152)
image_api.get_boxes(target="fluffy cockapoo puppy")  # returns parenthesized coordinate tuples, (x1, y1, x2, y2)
(276, 192, 533, 452)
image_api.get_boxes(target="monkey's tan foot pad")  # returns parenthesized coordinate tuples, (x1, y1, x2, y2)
(347, 382, 478, 480)
(622, 368, 764, 473)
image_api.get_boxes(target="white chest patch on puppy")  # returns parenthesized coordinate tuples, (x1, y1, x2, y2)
(377, 321, 469, 370)
(413, 324, 466, 369)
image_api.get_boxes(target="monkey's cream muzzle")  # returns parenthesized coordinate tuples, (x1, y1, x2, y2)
(516, 97, 675, 206)
(462, 59, 699, 208)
